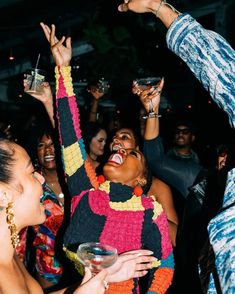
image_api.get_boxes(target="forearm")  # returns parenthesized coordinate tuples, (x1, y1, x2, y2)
(89, 99, 99, 122)
(43, 100, 55, 128)
(144, 116, 159, 140)
(166, 13, 235, 128)
(55, 66, 98, 191)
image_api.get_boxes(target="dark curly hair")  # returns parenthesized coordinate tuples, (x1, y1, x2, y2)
(0, 138, 15, 184)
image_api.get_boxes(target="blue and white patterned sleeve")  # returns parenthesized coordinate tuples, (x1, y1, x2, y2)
(166, 13, 235, 128)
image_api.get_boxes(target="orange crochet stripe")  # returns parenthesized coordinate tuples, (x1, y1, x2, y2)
(148, 268, 174, 294)
(105, 279, 134, 293)
(84, 159, 99, 189)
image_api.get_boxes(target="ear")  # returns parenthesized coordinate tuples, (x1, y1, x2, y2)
(0, 187, 13, 208)
(136, 145, 140, 151)
(191, 134, 195, 143)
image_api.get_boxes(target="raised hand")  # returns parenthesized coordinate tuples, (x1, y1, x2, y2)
(87, 86, 105, 100)
(133, 78, 164, 113)
(40, 22, 72, 66)
(23, 80, 53, 104)
(118, 0, 161, 14)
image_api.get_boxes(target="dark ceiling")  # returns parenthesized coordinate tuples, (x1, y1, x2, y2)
(0, 0, 235, 149)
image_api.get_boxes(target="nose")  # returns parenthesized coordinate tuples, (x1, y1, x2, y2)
(113, 138, 120, 143)
(118, 148, 126, 155)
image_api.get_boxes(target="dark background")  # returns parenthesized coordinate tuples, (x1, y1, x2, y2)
(0, 0, 235, 166)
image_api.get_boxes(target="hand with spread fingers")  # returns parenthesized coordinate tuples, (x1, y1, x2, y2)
(40, 22, 72, 67)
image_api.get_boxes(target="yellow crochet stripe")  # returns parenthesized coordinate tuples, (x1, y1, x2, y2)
(110, 195, 144, 211)
(151, 196, 164, 220)
(63, 246, 85, 276)
(152, 258, 161, 268)
(55, 66, 75, 97)
(99, 181, 110, 194)
(63, 142, 83, 176)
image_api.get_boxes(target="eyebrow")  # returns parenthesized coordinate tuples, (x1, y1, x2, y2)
(117, 132, 132, 136)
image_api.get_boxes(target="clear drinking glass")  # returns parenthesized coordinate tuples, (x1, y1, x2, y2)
(135, 77, 161, 115)
(24, 68, 46, 94)
(77, 242, 118, 276)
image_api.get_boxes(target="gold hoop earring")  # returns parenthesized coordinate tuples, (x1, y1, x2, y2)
(6, 202, 20, 249)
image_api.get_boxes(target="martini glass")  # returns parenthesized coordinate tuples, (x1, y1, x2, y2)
(134, 77, 162, 118)
(77, 242, 118, 276)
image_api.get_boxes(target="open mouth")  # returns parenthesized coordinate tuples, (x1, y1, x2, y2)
(44, 155, 55, 162)
(112, 144, 122, 151)
(108, 153, 123, 165)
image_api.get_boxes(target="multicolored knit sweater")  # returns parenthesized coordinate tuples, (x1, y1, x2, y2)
(55, 66, 174, 293)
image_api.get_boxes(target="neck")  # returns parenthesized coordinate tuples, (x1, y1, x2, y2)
(175, 146, 192, 156)
(89, 153, 98, 162)
(0, 213, 15, 262)
(42, 168, 58, 183)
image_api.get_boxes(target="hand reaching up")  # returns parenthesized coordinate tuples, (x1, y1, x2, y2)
(133, 78, 164, 113)
(40, 22, 72, 66)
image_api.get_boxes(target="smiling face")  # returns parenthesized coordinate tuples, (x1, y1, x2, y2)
(37, 134, 56, 171)
(1, 142, 45, 230)
(110, 128, 139, 152)
(103, 148, 146, 187)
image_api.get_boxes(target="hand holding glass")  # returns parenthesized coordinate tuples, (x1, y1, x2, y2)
(24, 69, 46, 94)
(134, 77, 161, 118)
(77, 242, 118, 276)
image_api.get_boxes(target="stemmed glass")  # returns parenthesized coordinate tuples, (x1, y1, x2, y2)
(77, 242, 118, 276)
(134, 77, 162, 119)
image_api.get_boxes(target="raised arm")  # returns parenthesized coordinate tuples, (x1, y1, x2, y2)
(40, 23, 99, 196)
(87, 85, 105, 122)
(23, 80, 55, 127)
(119, 0, 235, 127)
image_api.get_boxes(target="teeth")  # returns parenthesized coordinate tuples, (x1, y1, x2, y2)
(109, 153, 123, 165)
(44, 155, 55, 161)
(112, 145, 121, 151)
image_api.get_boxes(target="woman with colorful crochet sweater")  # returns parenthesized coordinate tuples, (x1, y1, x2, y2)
(40, 23, 174, 293)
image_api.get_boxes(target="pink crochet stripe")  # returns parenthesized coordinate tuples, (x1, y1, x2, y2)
(154, 212, 172, 258)
(57, 67, 68, 99)
(71, 190, 89, 216)
(99, 210, 144, 253)
(141, 196, 154, 209)
(89, 190, 110, 215)
(68, 96, 82, 139)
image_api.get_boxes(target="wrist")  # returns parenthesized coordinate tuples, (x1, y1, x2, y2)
(150, 1, 181, 27)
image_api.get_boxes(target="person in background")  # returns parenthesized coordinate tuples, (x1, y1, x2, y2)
(118, 0, 235, 292)
(16, 128, 65, 290)
(82, 122, 107, 173)
(167, 120, 200, 164)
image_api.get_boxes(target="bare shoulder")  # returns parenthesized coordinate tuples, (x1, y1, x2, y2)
(0, 256, 43, 294)
(148, 177, 172, 197)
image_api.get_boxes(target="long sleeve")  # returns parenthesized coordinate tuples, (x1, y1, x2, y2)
(143, 136, 201, 198)
(166, 13, 235, 293)
(143, 200, 174, 293)
(55, 66, 99, 198)
(166, 13, 235, 128)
